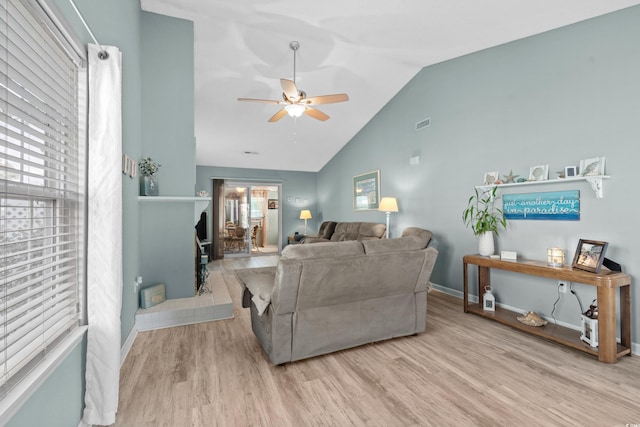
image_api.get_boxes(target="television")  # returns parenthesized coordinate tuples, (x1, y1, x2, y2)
(195, 211, 207, 242)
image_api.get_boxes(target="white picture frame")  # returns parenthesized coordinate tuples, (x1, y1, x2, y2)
(564, 166, 577, 178)
(528, 164, 549, 181)
(579, 157, 605, 176)
(483, 171, 499, 185)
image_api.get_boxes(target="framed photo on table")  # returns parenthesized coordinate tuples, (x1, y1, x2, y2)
(353, 170, 380, 211)
(571, 239, 608, 273)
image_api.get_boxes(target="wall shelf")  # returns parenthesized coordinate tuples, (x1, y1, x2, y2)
(476, 175, 610, 198)
(138, 196, 211, 223)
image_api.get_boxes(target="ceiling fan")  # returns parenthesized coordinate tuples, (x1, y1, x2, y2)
(238, 41, 349, 122)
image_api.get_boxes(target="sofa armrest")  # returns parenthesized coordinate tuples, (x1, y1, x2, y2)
(416, 246, 439, 293)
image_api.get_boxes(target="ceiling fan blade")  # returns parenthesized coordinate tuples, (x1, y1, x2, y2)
(280, 79, 300, 101)
(304, 107, 329, 121)
(268, 108, 288, 123)
(237, 97, 282, 104)
(303, 93, 349, 105)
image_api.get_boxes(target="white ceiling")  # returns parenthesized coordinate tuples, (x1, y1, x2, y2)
(140, 0, 639, 172)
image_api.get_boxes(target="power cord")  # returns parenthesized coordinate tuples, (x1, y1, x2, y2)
(551, 283, 587, 325)
(570, 282, 584, 314)
(550, 283, 561, 325)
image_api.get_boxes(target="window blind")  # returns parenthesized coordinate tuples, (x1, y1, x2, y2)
(0, 0, 84, 393)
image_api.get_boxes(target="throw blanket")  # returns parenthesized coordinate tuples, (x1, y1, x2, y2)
(234, 267, 276, 315)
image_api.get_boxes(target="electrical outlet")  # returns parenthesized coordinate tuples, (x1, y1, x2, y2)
(558, 281, 569, 294)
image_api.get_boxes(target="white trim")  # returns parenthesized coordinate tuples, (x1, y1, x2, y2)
(32, 0, 86, 64)
(120, 326, 138, 366)
(0, 326, 87, 426)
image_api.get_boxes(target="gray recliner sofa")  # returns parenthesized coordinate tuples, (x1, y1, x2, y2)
(236, 227, 438, 365)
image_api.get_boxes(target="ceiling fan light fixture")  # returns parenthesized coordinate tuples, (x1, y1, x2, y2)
(285, 103, 305, 118)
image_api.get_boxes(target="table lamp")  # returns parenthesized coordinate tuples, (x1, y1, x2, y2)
(299, 209, 312, 235)
(378, 197, 399, 238)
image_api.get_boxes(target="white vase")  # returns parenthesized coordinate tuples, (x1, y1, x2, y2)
(478, 231, 494, 256)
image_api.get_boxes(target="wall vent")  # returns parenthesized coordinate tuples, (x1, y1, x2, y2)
(415, 117, 431, 131)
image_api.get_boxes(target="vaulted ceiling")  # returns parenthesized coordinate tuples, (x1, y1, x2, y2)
(141, 0, 639, 172)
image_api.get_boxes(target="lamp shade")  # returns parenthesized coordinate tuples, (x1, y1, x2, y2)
(378, 197, 398, 213)
(299, 209, 312, 220)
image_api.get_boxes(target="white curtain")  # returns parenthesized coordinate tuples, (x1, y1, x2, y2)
(81, 44, 123, 426)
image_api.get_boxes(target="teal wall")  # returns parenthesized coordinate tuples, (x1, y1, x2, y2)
(195, 166, 318, 246)
(5, 339, 86, 427)
(140, 12, 196, 299)
(318, 6, 640, 341)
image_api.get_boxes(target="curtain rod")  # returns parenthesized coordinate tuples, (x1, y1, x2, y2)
(67, 0, 108, 60)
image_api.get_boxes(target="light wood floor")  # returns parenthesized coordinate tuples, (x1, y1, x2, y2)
(112, 256, 640, 426)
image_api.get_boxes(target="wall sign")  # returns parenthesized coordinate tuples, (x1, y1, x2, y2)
(502, 190, 580, 221)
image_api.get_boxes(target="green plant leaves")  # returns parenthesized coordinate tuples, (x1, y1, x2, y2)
(462, 186, 507, 236)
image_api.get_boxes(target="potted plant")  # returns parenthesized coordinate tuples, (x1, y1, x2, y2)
(462, 186, 507, 256)
(139, 157, 161, 196)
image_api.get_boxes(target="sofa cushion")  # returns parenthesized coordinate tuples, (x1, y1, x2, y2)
(361, 234, 429, 254)
(330, 222, 386, 241)
(281, 240, 364, 259)
(401, 227, 433, 247)
(317, 221, 337, 239)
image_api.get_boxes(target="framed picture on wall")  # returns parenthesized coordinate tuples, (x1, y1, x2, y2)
(353, 170, 380, 211)
(268, 199, 278, 209)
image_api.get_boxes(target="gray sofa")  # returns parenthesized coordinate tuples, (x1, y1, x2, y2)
(236, 227, 438, 365)
(302, 221, 386, 243)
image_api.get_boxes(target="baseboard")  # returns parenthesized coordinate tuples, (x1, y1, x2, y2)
(431, 283, 638, 357)
(120, 325, 138, 366)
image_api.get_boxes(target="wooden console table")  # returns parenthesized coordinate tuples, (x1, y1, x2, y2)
(463, 255, 632, 363)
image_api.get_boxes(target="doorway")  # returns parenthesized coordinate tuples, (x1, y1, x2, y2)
(218, 181, 281, 258)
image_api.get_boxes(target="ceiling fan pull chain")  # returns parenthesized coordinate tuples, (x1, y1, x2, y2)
(293, 117, 298, 143)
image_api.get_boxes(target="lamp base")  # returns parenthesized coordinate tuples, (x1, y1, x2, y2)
(385, 212, 390, 238)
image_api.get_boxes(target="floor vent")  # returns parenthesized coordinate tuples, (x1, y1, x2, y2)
(415, 117, 431, 131)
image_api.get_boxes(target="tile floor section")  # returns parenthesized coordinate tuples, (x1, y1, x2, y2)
(135, 269, 233, 331)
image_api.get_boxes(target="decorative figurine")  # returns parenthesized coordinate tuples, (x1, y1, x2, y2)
(502, 170, 519, 184)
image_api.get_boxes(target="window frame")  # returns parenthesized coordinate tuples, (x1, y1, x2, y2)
(0, 0, 88, 422)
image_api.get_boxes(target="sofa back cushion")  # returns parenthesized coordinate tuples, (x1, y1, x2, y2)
(294, 249, 429, 311)
(361, 232, 430, 254)
(281, 240, 364, 260)
(330, 222, 386, 241)
(317, 221, 337, 239)
(401, 227, 433, 246)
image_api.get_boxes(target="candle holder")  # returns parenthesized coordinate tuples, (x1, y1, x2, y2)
(547, 248, 565, 267)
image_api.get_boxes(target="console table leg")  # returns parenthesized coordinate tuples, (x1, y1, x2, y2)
(597, 286, 617, 363)
(620, 285, 631, 354)
(463, 262, 469, 313)
(478, 266, 490, 308)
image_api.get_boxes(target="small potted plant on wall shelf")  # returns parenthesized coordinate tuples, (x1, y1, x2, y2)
(462, 186, 507, 256)
(139, 157, 161, 196)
